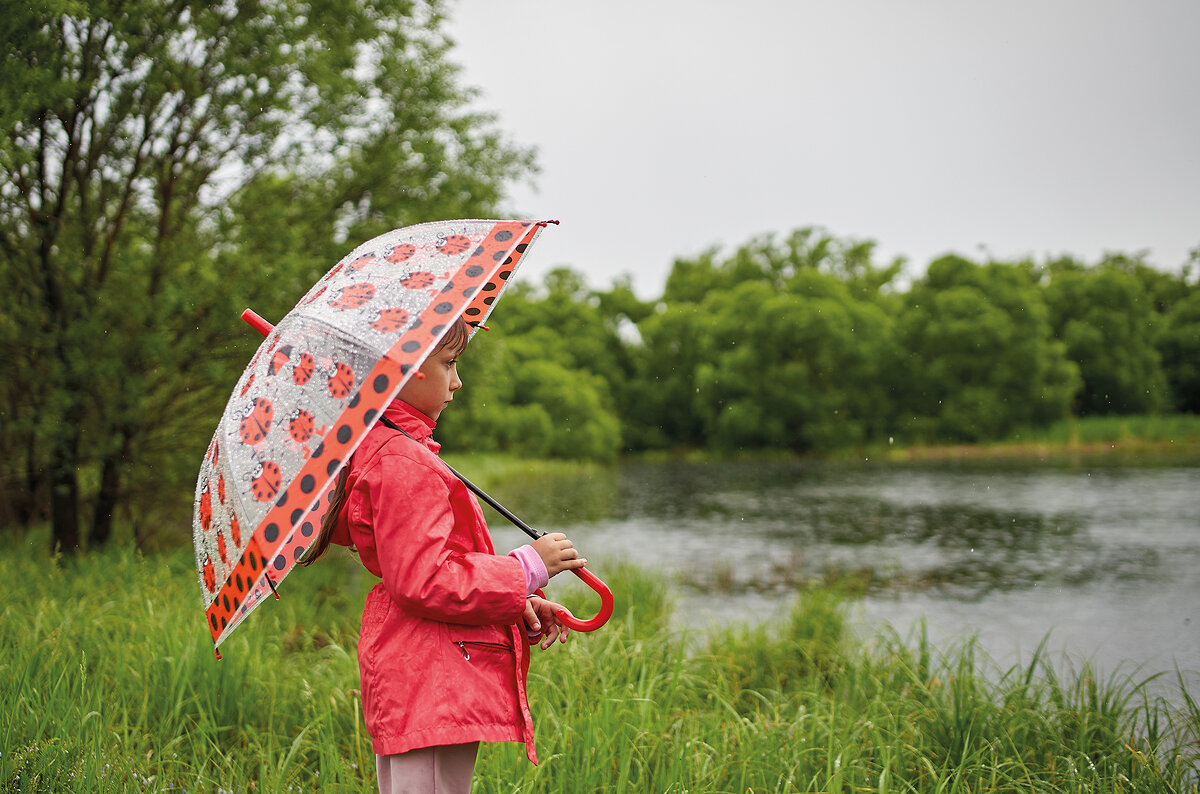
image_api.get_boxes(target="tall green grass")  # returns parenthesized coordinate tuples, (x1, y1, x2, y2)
(2, 532, 1196, 792)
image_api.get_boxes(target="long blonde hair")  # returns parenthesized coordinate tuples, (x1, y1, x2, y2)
(300, 316, 472, 565)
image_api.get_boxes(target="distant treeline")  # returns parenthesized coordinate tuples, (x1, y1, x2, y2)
(441, 228, 1200, 461)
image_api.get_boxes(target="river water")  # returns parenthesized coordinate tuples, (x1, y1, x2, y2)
(491, 455, 1200, 698)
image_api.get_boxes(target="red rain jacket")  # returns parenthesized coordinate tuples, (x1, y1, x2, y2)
(330, 399, 537, 762)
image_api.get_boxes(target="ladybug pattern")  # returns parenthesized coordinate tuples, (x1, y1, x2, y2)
(437, 234, 472, 256)
(203, 554, 216, 593)
(329, 283, 376, 310)
(370, 307, 410, 334)
(400, 271, 436, 290)
(293, 352, 314, 385)
(288, 410, 316, 443)
(251, 460, 282, 502)
(196, 220, 551, 645)
(268, 345, 293, 376)
(327, 362, 355, 398)
(238, 398, 274, 444)
(199, 484, 213, 532)
(386, 244, 415, 263)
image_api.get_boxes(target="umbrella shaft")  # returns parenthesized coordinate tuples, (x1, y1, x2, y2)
(442, 460, 545, 541)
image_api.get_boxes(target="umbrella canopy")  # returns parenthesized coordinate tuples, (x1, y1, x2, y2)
(193, 219, 554, 653)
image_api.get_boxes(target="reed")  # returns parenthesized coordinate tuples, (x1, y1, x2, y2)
(1, 533, 1196, 793)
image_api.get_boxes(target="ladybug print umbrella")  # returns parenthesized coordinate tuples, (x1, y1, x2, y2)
(192, 219, 579, 655)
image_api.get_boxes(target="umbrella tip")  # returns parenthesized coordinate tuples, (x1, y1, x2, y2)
(468, 322, 490, 332)
(214, 647, 222, 661)
(536, 219, 560, 227)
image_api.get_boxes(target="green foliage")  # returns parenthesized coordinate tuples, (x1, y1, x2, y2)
(1159, 290, 1200, 413)
(442, 276, 624, 461)
(895, 256, 1080, 443)
(0, 0, 534, 548)
(1045, 264, 1170, 415)
(2, 535, 1196, 792)
(693, 278, 898, 452)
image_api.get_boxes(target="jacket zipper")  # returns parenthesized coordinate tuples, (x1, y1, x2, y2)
(455, 640, 513, 661)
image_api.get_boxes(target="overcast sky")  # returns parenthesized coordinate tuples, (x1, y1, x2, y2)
(444, 1, 1199, 299)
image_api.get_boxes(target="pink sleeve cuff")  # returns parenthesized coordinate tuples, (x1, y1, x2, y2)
(508, 544, 549, 596)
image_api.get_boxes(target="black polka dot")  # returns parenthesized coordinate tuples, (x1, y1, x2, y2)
(300, 474, 316, 493)
(466, 265, 484, 277)
(312, 442, 324, 459)
(402, 340, 420, 353)
(364, 408, 377, 425)
(434, 302, 453, 314)
(431, 324, 445, 336)
(264, 523, 280, 543)
(500, 270, 511, 278)
(293, 546, 305, 561)
(291, 508, 303, 524)
(495, 230, 513, 241)
(223, 595, 231, 611)
(492, 250, 506, 261)
(210, 615, 219, 631)
(465, 307, 481, 317)
(441, 281, 455, 293)
(249, 555, 258, 572)
(472, 246, 485, 256)
(349, 392, 361, 409)
(462, 287, 477, 298)
(503, 257, 513, 266)
(301, 521, 314, 537)
(482, 282, 497, 292)
(483, 297, 495, 306)
(273, 555, 286, 571)
(275, 491, 288, 508)
(220, 617, 227, 629)
(337, 424, 352, 443)
(235, 574, 244, 593)
(327, 458, 341, 476)
(373, 374, 389, 393)
(516, 243, 528, 253)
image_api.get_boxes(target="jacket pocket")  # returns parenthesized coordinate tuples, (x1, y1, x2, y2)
(452, 638, 513, 662)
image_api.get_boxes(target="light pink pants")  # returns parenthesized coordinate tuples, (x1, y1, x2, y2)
(375, 743, 479, 794)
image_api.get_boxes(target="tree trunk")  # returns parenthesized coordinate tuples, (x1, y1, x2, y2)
(49, 436, 81, 554)
(90, 432, 130, 548)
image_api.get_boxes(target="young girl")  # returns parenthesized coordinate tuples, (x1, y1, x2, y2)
(303, 316, 586, 793)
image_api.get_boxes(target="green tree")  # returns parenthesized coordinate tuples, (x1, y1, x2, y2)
(1043, 265, 1169, 415)
(0, 1, 533, 550)
(896, 257, 1079, 442)
(1159, 289, 1200, 413)
(692, 277, 896, 452)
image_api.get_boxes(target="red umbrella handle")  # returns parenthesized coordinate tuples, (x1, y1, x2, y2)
(557, 567, 614, 632)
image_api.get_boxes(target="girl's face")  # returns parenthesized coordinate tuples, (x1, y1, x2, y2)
(398, 343, 463, 420)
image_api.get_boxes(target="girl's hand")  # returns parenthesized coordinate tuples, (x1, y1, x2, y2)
(523, 596, 574, 649)
(532, 532, 586, 578)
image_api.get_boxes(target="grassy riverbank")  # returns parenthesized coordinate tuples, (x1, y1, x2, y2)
(832, 414, 1200, 466)
(2, 534, 1197, 792)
